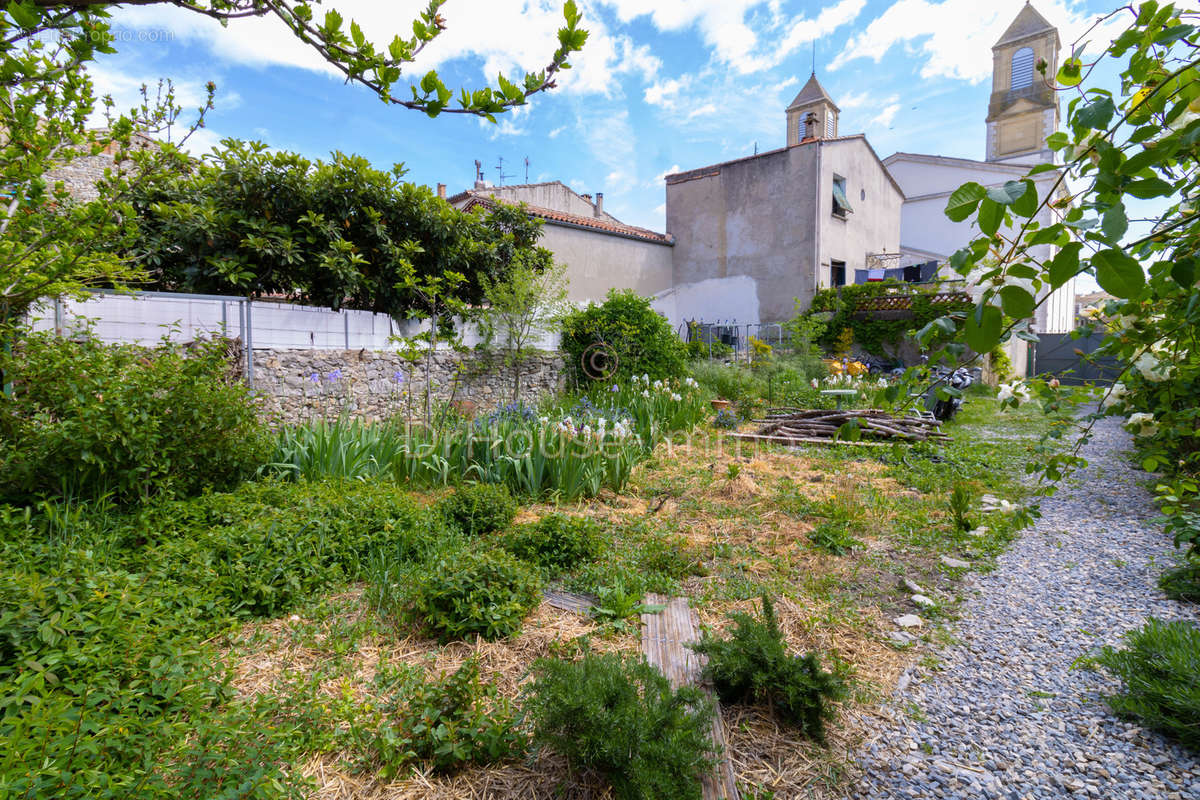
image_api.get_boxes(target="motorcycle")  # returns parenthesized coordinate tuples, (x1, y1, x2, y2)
(925, 365, 974, 422)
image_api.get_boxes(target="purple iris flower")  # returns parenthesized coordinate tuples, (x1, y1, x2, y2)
(308, 371, 320, 384)
(394, 370, 406, 384)
(327, 368, 343, 383)
(610, 383, 620, 392)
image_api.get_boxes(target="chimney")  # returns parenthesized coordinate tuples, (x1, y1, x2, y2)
(581, 193, 592, 203)
(803, 112, 819, 141)
(436, 183, 446, 199)
(594, 192, 604, 217)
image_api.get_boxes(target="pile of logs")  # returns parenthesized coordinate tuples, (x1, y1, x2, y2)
(728, 408, 949, 447)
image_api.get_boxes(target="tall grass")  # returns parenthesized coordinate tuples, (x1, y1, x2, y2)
(265, 377, 708, 501)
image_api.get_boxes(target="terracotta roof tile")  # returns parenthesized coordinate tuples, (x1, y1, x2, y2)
(455, 193, 673, 245)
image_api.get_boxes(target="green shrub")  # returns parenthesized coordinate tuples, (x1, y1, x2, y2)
(438, 482, 519, 536)
(949, 483, 974, 532)
(524, 652, 715, 800)
(808, 520, 862, 555)
(561, 289, 686, 385)
(0, 557, 297, 798)
(1159, 561, 1200, 603)
(688, 360, 766, 406)
(380, 545, 542, 641)
(501, 513, 604, 574)
(690, 596, 848, 742)
(358, 657, 524, 776)
(142, 480, 434, 619)
(0, 332, 267, 504)
(1089, 618, 1200, 751)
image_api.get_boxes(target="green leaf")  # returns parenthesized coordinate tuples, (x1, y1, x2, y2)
(1170, 256, 1195, 288)
(1075, 97, 1115, 130)
(1123, 178, 1173, 199)
(7, 1, 39, 29)
(944, 182, 986, 222)
(986, 181, 1027, 206)
(1092, 249, 1145, 298)
(1048, 243, 1082, 288)
(965, 303, 1003, 353)
(1057, 57, 1083, 87)
(1011, 180, 1038, 218)
(1101, 202, 1128, 244)
(999, 286, 1035, 319)
(977, 198, 1004, 236)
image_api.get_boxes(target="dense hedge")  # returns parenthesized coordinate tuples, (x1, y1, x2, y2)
(0, 332, 268, 505)
(807, 281, 971, 356)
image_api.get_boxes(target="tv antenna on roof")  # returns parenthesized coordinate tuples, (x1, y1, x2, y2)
(524, 155, 530, 183)
(495, 156, 514, 187)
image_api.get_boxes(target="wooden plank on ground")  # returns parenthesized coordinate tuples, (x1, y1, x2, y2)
(641, 594, 739, 800)
(543, 588, 596, 614)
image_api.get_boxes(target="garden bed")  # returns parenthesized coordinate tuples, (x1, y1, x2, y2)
(210, 398, 1050, 799)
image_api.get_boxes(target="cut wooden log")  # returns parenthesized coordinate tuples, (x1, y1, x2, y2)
(543, 589, 596, 614)
(641, 594, 739, 800)
(740, 408, 949, 445)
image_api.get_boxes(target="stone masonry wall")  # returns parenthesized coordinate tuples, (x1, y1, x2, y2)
(45, 153, 116, 203)
(252, 347, 564, 425)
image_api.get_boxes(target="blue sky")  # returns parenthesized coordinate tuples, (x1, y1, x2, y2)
(98, 0, 1126, 232)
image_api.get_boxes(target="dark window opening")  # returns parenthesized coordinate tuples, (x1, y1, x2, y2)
(831, 260, 847, 287)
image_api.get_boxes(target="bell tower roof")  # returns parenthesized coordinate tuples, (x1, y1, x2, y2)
(994, 2, 1059, 49)
(787, 73, 840, 113)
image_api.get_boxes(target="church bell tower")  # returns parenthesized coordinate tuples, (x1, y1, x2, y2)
(986, 2, 1060, 164)
(786, 73, 839, 146)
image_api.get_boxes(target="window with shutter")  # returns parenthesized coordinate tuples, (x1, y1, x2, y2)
(1011, 47, 1035, 90)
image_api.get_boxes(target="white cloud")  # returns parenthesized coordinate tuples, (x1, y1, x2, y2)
(685, 103, 719, 120)
(548, 125, 566, 138)
(604, 0, 864, 74)
(831, 0, 1121, 83)
(648, 164, 681, 186)
(113, 1, 660, 101)
(875, 102, 902, 128)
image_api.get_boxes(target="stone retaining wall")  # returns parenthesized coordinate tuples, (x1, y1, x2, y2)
(252, 347, 563, 425)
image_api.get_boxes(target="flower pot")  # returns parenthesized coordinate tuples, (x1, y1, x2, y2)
(711, 399, 731, 411)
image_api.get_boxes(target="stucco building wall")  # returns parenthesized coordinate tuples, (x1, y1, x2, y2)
(665, 136, 903, 323)
(538, 224, 673, 304)
(816, 140, 904, 290)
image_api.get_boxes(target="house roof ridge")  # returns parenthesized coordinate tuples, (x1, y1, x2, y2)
(457, 194, 672, 244)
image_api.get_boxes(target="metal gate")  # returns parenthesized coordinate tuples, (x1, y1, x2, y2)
(1033, 332, 1122, 384)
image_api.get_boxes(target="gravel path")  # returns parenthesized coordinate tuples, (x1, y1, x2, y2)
(848, 416, 1200, 800)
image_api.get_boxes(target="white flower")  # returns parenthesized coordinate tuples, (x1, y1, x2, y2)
(1080, 305, 1103, 320)
(652, 379, 663, 389)
(641, 373, 650, 383)
(1134, 353, 1168, 382)
(641, 389, 650, 398)
(684, 377, 698, 388)
(811, 378, 819, 389)
(998, 382, 1031, 404)
(671, 392, 682, 402)
(1100, 383, 1127, 410)
(1125, 412, 1158, 436)
(538, 415, 549, 425)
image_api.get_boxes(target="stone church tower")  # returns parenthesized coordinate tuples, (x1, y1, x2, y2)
(786, 73, 839, 145)
(986, 1, 1060, 164)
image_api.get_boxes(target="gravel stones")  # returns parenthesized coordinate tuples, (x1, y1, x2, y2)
(894, 614, 924, 628)
(940, 556, 971, 569)
(848, 417, 1200, 799)
(911, 594, 937, 608)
